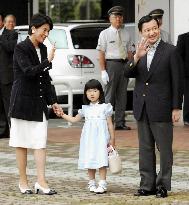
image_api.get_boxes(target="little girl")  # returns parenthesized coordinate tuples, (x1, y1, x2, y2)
(60, 79, 115, 194)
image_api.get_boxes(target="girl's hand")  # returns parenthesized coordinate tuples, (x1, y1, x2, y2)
(108, 142, 115, 149)
(110, 138, 115, 148)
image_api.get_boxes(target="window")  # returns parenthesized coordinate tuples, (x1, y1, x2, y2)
(70, 26, 108, 49)
(17, 30, 28, 43)
(48, 29, 68, 49)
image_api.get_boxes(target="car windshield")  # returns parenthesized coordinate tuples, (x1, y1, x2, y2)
(48, 29, 68, 49)
(70, 26, 108, 49)
(17, 30, 28, 42)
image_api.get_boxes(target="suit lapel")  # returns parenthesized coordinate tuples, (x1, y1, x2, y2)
(138, 54, 149, 81)
(26, 38, 40, 64)
(2, 28, 8, 35)
(146, 40, 165, 80)
(39, 43, 46, 62)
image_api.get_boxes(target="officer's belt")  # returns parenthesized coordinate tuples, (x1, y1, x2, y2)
(106, 59, 128, 63)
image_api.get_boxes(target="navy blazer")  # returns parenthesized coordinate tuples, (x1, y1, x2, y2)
(124, 40, 183, 122)
(0, 28, 18, 84)
(176, 32, 189, 77)
(9, 37, 57, 121)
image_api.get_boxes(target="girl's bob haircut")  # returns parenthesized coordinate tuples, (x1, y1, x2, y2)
(83, 79, 105, 105)
(28, 13, 53, 35)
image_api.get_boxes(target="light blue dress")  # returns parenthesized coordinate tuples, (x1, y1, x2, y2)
(78, 103, 113, 169)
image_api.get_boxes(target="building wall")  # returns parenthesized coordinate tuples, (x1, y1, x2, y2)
(101, 0, 135, 23)
(0, 0, 33, 25)
(171, 0, 189, 45)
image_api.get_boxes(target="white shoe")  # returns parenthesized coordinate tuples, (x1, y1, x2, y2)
(94, 181, 107, 194)
(88, 180, 96, 192)
(34, 182, 57, 195)
(94, 186, 107, 194)
(19, 183, 33, 194)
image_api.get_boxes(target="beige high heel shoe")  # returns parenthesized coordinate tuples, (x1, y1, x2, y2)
(34, 182, 57, 195)
(19, 183, 33, 194)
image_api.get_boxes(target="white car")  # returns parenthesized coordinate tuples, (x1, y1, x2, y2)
(15, 23, 135, 109)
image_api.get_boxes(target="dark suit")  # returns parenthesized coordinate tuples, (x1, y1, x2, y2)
(0, 28, 18, 138)
(9, 37, 57, 121)
(124, 40, 183, 191)
(176, 32, 189, 123)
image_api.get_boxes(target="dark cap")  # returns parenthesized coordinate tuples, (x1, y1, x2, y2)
(148, 9, 164, 17)
(108, 6, 124, 16)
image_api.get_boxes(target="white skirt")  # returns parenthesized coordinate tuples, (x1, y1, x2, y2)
(9, 113, 48, 149)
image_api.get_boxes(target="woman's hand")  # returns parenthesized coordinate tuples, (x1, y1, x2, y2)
(48, 42, 56, 62)
(52, 103, 63, 117)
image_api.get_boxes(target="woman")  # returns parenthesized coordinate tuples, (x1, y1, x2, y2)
(9, 13, 61, 195)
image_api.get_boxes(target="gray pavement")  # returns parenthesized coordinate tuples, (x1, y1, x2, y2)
(0, 117, 189, 205)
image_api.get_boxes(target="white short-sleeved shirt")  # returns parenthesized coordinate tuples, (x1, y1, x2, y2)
(96, 25, 131, 59)
(161, 29, 172, 44)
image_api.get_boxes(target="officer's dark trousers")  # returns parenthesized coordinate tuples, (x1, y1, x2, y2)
(0, 83, 12, 138)
(137, 106, 173, 191)
(105, 60, 129, 127)
(183, 77, 189, 123)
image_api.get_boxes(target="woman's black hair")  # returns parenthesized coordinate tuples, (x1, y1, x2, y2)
(0, 13, 5, 21)
(138, 15, 159, 32)
(83, 79, 105, 105)
(28, 13, 53, 35)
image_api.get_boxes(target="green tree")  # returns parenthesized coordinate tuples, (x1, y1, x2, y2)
(39, 0, 101, 22)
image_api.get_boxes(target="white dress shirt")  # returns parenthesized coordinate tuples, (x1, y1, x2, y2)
(147, 38, 161, 70)
(0, 27, 4, 35)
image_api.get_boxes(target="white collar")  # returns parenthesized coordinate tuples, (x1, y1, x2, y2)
(149, 38, 161, 50)
(110, 25, 123, 33)
(0, 27, 5, 34)
(90, 101, 99, 106)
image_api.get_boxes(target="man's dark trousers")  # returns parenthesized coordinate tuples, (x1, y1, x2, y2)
(137, 105, 173, 191)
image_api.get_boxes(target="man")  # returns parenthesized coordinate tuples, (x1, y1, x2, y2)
(124, 15, 183, 198)
(177, 33, 189, 126)
(0, 13, 18, 138)
(4, 14, 16, 30)
(97, 6, 132, 130)
(0, 13, 4, 33)
(149, 9, 172, 44)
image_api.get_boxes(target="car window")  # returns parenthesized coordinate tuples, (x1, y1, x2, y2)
(17, 30, 28, 43)
(70, 26, 108, 49)
(48, 29, 68, 49)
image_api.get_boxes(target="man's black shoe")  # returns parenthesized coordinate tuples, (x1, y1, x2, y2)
(184, 121, 189, 126)
(115, 126, 131, 130)
(156, 187, 167, 198)
(134, 189, 156, 196)
(0, 135, 9, 139)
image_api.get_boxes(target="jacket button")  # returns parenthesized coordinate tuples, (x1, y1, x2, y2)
(143, 94, 146, 97)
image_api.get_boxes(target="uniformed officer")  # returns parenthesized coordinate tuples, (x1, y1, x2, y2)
(148, 9, 172, 44)
(97, 6, 132, 130)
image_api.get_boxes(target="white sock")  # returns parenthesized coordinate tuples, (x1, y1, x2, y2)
(99, 180, 107, 187)
(88, 179, 96, 186)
